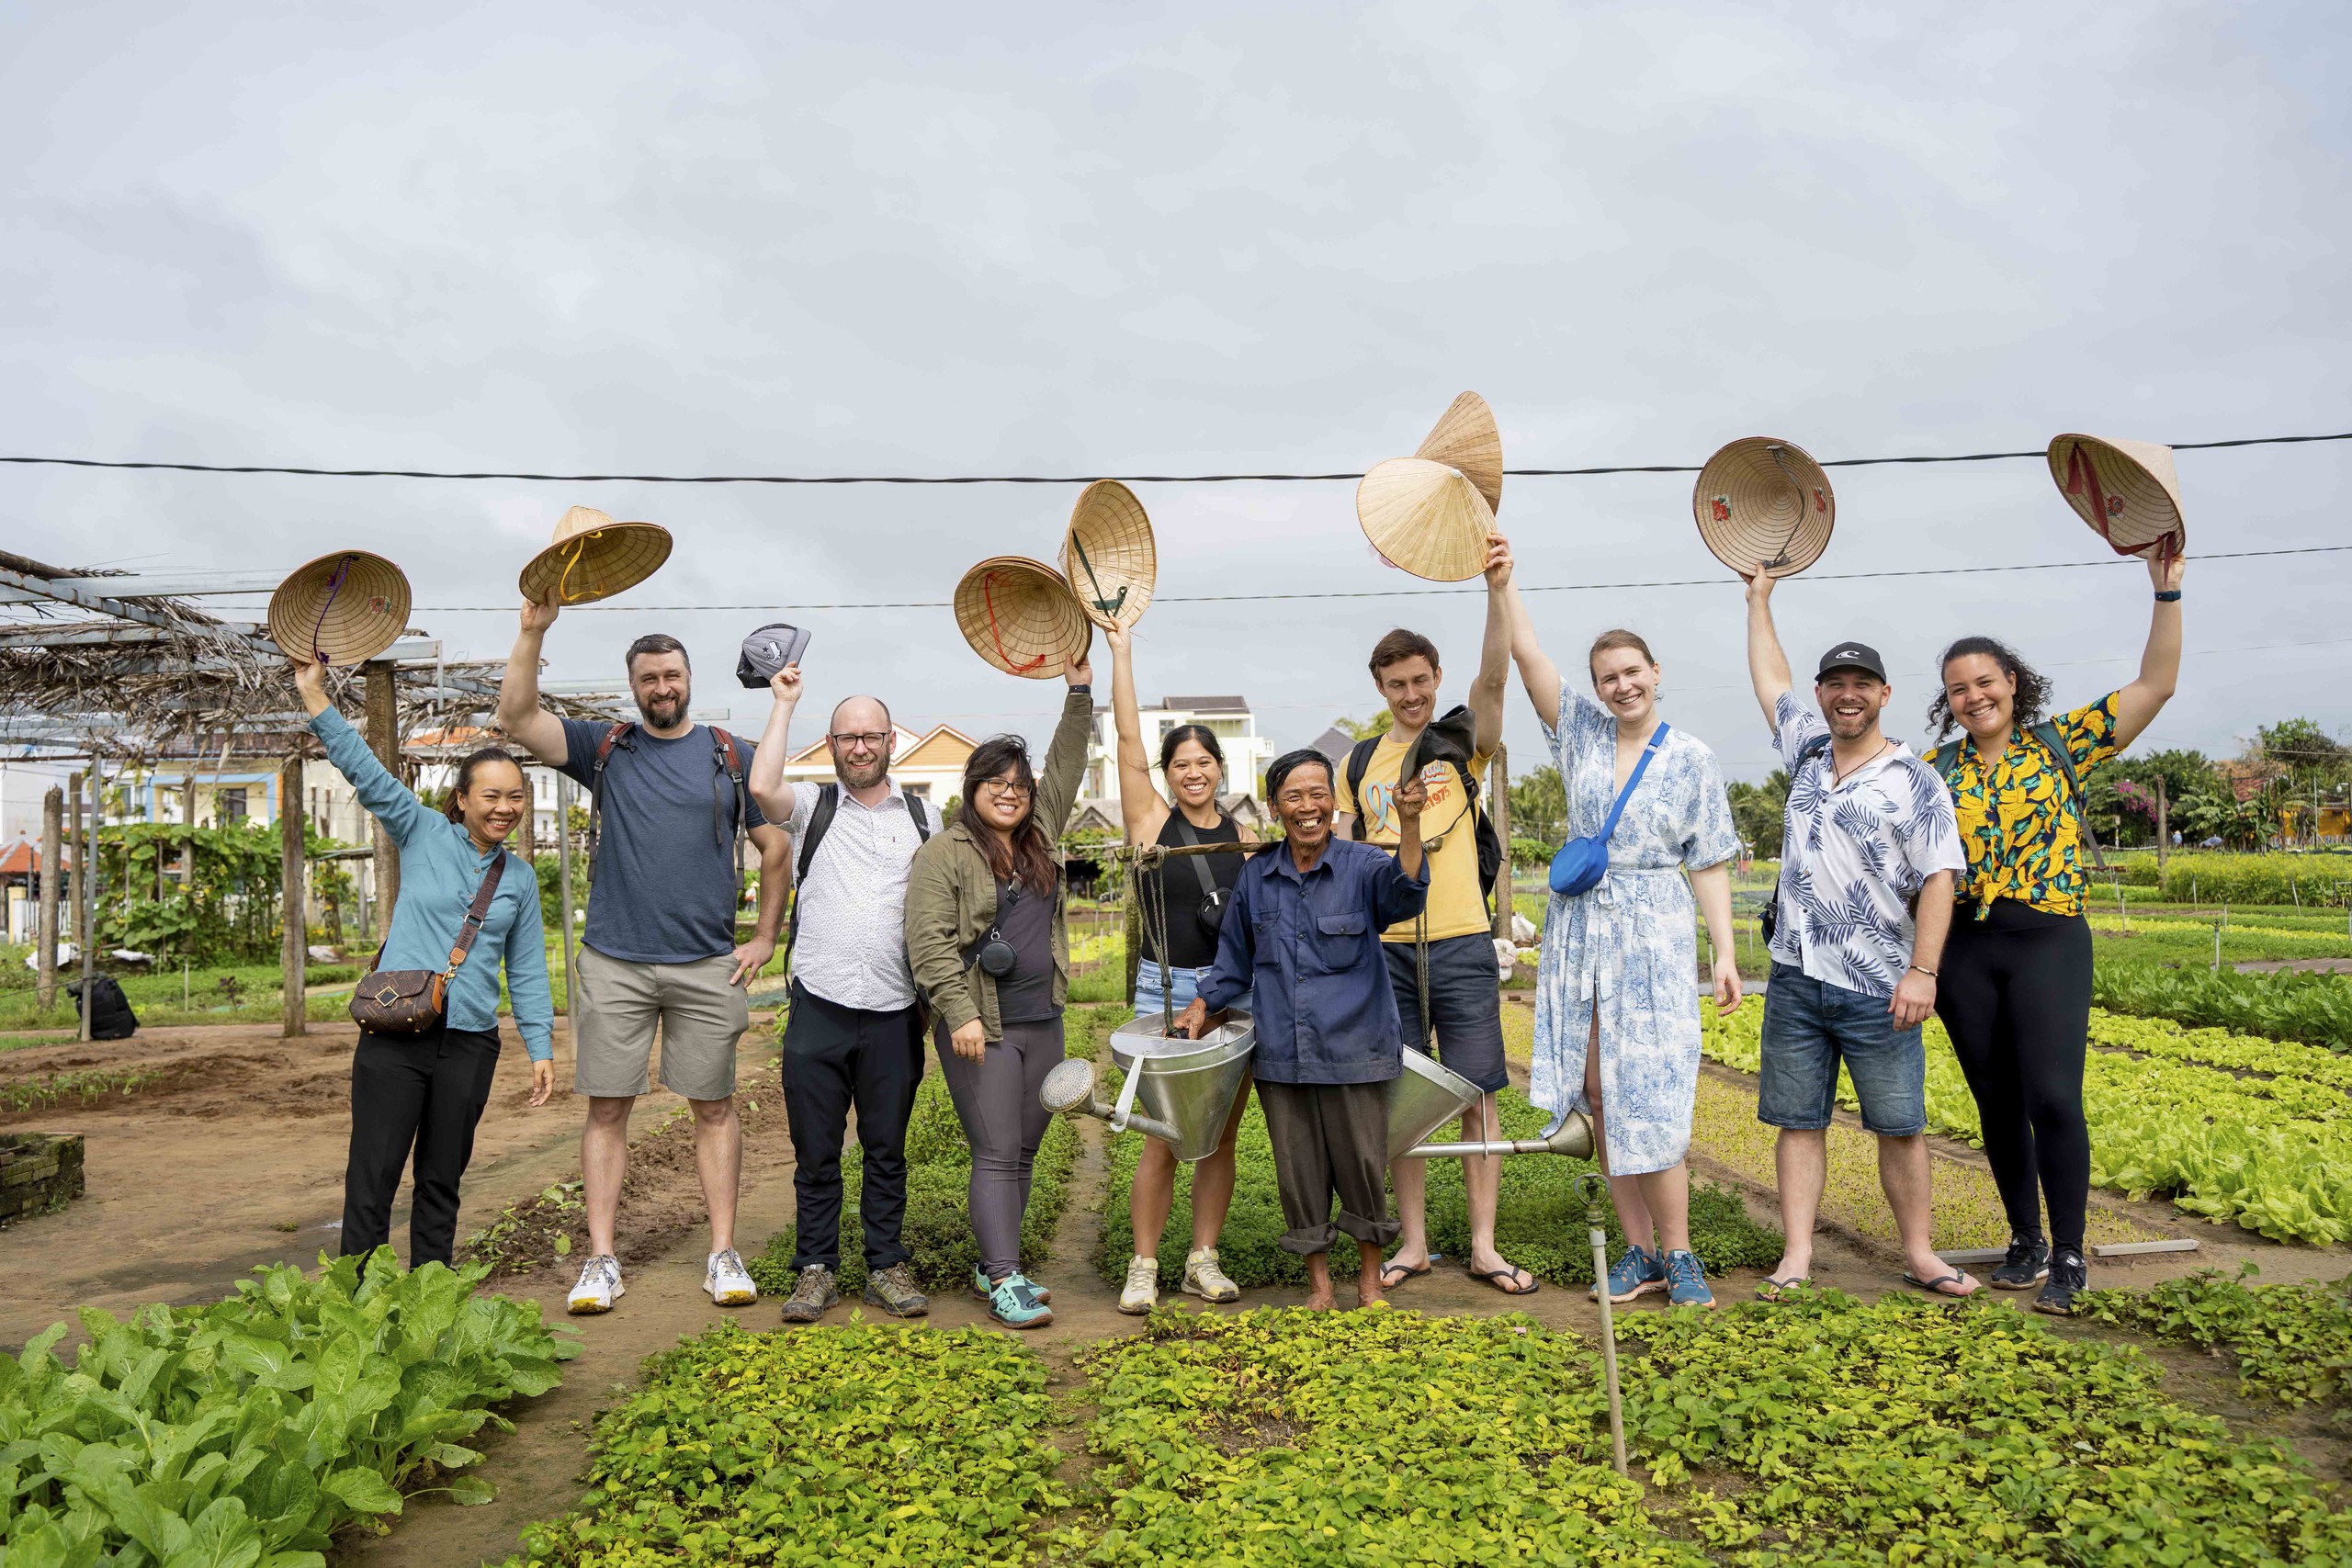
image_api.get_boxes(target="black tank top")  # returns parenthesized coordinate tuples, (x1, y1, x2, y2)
(1137, 810, 1243, 970)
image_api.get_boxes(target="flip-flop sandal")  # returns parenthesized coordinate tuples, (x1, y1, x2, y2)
(1378, 1256, 1438, 1289)
(1755, 1275, 1811, 1303)
(1470, 1265, 1539, 1297)
(1903, 1270, 1981, 1300)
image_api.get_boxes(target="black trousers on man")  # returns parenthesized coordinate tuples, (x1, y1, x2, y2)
(780, 980, 925, 1273)
(342, 1023, 503, 1268)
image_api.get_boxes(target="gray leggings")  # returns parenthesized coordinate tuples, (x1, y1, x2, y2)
(934, 1015, 1063, 1281)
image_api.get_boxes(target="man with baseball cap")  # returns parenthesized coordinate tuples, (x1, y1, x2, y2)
(1741, 568, 1975, 1300)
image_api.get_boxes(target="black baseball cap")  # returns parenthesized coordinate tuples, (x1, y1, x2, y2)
(1816, 642, 1887, 682)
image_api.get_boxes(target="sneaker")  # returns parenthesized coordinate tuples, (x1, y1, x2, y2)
(1183, 1247, 1240, 1303)
(777, 1265, 839, 1324)
(986, 1271, 1055, 1329)
(1589, 1245, 1666, 1303)
(1991, 1235, 2052, 1291)
(1119, 1255, 1159, 1315)
(972, 1266, 1050, 1304)
(706, 1248, 759, 1307)
(566, 1255, 623, 1314)
(1663, 1249, 1714, 1310)
(863, 1263, 931, 1318)
(2034, 1247, 2087, 1316)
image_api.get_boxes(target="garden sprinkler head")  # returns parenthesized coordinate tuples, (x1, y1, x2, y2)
(1040, 1058, 1099, 1115)
(1571, 1171, 1611, 1227)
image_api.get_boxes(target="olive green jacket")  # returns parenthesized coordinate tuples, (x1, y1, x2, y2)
(903, 688, 1093, 1039)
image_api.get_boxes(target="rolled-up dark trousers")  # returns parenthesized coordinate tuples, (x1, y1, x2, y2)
(1257, 1079, 1399, 1256)
(342, 1023, 503, 1269)
(780, 980, 924, 1272)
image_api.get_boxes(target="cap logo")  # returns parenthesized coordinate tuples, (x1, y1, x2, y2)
(2106, 495, 2125, 517)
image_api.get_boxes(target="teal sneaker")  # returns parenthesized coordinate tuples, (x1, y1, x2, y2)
(1590, 1244, 1666, 1303)
(1664, 1249, 1714, 1309)
(985, 1272, 1055, 1329)
(972, 1266, 1049, 1304)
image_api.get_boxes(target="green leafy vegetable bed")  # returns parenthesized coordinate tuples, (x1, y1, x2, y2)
(2, 1250, 572, 1567)
(1093, 1080, 1781, 1291)
(510, 1322, 1065, 1567)
(1057, 1300, 2352, 1565)
(2094, 961, 2352, 1053)
(2083, 1265, 2352, 1420)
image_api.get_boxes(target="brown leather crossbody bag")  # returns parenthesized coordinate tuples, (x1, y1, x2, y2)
(348, 858, 506, 1036)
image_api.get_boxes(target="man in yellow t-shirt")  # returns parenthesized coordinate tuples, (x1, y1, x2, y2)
(1335, 541, 1532, 1296)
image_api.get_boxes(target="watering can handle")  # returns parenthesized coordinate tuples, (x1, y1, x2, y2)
(1109, 1047, 1145, 1134)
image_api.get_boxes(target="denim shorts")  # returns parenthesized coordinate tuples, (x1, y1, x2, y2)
(1758, 964, 1926, 1136)
(1133, 962, 1253, 1030)
(1384, 933, 1509, 1095)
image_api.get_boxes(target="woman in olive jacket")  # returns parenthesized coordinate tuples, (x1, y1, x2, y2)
(902, 656, 1092, 1327)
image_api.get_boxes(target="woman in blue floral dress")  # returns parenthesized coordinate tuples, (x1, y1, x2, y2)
(1493, 537, 1744, 1308)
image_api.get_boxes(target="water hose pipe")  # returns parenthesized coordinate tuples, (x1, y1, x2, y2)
(1574, 1171, 1630, 1478)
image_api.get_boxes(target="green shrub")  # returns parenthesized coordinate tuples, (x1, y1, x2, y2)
(2080, 1264, 2352, 1417)
(2094, 961, 2352, 1052)
(2, 1250, 571, 1566)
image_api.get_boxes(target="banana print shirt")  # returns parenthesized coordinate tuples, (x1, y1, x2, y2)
(1938, 693, 2120, 918)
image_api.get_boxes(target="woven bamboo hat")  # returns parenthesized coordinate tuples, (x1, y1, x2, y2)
(267, 551, 411, 666)
(2046, 434, 2185, 560)
(1357, 459, 1496, 582)
(955, 557, 1093, 680)
(1691, 437, 1837, 578)
(517, 505, 673, 605)
(1414, 391, 1503, 514)
(1060, 480, 1157, 629)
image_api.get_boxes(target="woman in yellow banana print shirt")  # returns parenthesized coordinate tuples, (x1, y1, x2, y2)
(1927, 550, 2184, 1319)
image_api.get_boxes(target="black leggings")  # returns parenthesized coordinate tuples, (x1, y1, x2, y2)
(343, 1024, 503, 1268)
(1935, 899, 2092, 1252)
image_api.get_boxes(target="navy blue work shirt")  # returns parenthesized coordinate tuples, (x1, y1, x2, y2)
(1196, 837, 1430, 1086)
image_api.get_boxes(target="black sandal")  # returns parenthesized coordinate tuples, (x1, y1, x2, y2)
(1470, 1264, 1539, 1297)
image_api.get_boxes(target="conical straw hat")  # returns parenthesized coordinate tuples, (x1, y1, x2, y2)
(518, 505, 673, 605)
(1414, 391, 1503, 515)
(1060, 480, 1157, 629)
(2046, 434, 2185, 560)
(1356, 457, 1496, 582)
(1691, 437, 1836, 578)
(267, 551, 412, 666)
(954, 557, 1093, 680)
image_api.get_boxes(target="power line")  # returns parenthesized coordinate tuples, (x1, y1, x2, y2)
(1, 430, 2344, 487)
(379, 542, 2351, 613)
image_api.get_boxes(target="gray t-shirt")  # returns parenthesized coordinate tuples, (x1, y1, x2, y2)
(559, 718, 767, 964)
(992, 875, 1059, 1024)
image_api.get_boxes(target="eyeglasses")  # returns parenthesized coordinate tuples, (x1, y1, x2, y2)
(980, 779, 1034, 800)
(830, 732, 889, 750)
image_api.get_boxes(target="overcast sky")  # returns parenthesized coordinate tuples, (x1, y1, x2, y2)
(4, 1, 2346, 815)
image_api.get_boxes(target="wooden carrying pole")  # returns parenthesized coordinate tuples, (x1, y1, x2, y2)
(280, 753, 306, 1038)
(70, 770, 91, 1042)
(1488, 744, 1511, 942)
(364, 660, 401, 933)
(556, 773, 578, 1017)
(37, 785, 61, 1012)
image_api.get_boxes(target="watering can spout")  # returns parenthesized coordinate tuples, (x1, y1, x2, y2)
(1037, 1057, 1184, 1147)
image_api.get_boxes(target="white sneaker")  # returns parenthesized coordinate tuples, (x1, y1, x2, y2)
(567, 1254, 624, 1314)
(707, 1248, 759, 1306)
(1119, 1254, 1159, 1315)
(1183, 1247, 1240, 1303)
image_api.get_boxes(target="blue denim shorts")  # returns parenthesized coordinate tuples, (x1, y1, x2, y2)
(1133, 963, 1253, 1030)
(1758, 964, 1926, 1136)
(1385, 933, 1509, 1095)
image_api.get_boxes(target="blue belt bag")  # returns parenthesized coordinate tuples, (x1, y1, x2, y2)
(1548, 722, 1668, 896)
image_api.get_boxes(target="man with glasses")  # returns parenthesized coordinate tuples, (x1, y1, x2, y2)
(747, 668, 937, 1322)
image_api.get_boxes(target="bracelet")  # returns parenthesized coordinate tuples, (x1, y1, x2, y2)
(2154, 590, 2182, 603)
(1908, 964, 1938, 977)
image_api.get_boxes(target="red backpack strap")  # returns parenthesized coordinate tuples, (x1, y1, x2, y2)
(585, 721, 634, 874)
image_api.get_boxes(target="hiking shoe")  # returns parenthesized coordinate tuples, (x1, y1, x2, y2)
(973, 1266, 1050, 1304)
(1991, 1235, 2052, 1291)
(2034, 1247, 2087, 1316)
(566, 1254, 623, 1314)
(706, 1248, 758, 1307)
(986, 1272, 1055, 1329)
(777, 1266, 839, 1324)
(1663, 1250, 1714, 1310)
(1589, 1244, 1666, 1303)
(863, 1263, 931, 1318)
(1119, 1255, 1159, 1315)
(1183, 1247, 1240, 1303)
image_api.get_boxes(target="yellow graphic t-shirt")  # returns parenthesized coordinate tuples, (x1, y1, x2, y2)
(1939, 693, 2121, 917)
(1338, 731, 1494, 942)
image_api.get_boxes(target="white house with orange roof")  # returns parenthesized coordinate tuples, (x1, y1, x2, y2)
(771, 721, 978, 811)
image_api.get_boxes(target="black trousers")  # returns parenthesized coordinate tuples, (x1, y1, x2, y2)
(781, 981, 925, 1272)
(342, 1023, 503, 1269)
(1935, 899, 2094, 1252)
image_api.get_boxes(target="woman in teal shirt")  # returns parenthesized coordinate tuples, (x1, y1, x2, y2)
(296, 658, 556, 1268)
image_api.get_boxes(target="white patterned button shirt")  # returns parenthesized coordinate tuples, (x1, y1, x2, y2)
(786, 781, 930, 1011)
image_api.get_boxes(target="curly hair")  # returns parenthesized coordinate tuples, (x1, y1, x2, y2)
(1928, 636, 2052, 738)
(958, 735, 1059, 897)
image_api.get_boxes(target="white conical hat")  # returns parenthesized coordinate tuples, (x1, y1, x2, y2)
(518, 505, 673, 605)
(954, 557, 1093, 679)
(267, 551, 412, 665)
(1060, 480, 1157, 629)
(2046, 434, 2185, 559)
(1691, 437, 1837, 579)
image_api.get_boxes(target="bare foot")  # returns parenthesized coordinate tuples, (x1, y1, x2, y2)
(1303, 1290, 1336, 1311)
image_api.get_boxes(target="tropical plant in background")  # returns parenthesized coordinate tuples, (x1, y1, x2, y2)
(91, 822, 356, 964)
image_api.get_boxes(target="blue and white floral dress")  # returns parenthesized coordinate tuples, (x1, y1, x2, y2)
(1532, 687, 1739, 1175)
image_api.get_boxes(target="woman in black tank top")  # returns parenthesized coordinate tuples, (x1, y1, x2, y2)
(1104, 622, 1256, 1314)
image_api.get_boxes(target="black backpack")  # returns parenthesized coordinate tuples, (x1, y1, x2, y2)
(1344, 728, 1505, 912)
(781, 784, 933, 979)
(67, 974, 138, 1041)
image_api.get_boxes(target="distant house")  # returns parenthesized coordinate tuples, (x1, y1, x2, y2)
(1067, 793, 1266, 839)
(1086, 694, 1274, 804)
(1305, 725, 1355, 773)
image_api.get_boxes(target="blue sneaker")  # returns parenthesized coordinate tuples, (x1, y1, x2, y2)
(985, 1272, 1055, 1329)
(972, 1267, 1050, 1304)
(1590, 1244, 1666, 1303)
(1664, 1249, 1714, 1309)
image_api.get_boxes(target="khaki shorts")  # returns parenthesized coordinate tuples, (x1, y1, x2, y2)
(572, 945, 750, 1101)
